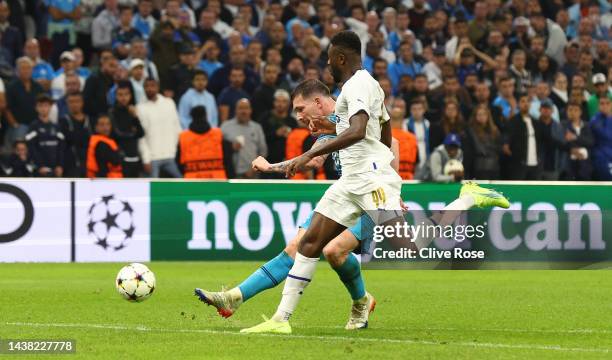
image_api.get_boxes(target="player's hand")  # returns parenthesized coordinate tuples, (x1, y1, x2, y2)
(306, 114, 336, 136)
(252, 156, 270, 172)
(286, 153, 312, 178)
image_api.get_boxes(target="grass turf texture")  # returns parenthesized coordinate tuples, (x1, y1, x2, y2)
(1, 262, 611, 359)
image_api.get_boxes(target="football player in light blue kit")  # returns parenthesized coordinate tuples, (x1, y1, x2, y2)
(195, 79, 396, 329)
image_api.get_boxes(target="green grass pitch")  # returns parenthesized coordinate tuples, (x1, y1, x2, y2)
(1, 262, 611, 359)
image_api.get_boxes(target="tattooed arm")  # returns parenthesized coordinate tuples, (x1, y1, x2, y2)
(252, 136, 332, 174)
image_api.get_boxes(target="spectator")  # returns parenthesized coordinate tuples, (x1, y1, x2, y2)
(405, 99, 431, 180)
(532, 54, 557, 84)
(590, 96, 612, 180)
(194, 10, 222, 45)
(2, 140, 35, 177)
(463, 104, 502, 180)
(168, 44, 197, 102)
(493, 76, 517, 121)
(91, 0, 120, 50)
(390, 105, 417, 180)
(251, 63, 280, 120)
(6, 57, 45, 146)
(509, 49, 532, 94)
(445, 12, 469, 61)
(423, 47, 446, 90)
(178, 69, 218, 129)
(503, 93, 542, 180)
(587, 73, 612, 119)
(467, 1, 490, 46)
(23, 39, 54, 92)
(279, 56, 304, 92)
(388, 40, 422, 94)
(112, 5, 142, 60)
(110, 81, 144, 177)
(137, 78, 182, 178)
(0, 1, 22, 63)
(528, 12, 567, 66)
(258, 89, 296, 171)
(83, 54, 118, 119)
(177, 105, 229, 179)
(46, 0, 81, 66)
(218, 67, 250, 122)
(208, 44, 259, 96)
(560, 102, 593, 181)
(51, 51, 85, 100)
(128, 59, 146, 104)
(71, 48, 91, 79)
(220, 98, 267, 179)
(550, 72, 569, 116)
(473, 81, 503, 129)
(86, 114, 123, 178)
(150, 21, 179, 91)
(408, 0, 429, 37)
(429, 74, 472, 118)
(430, 99, 465, 150)
(25, 95, 65, 177)
(196, 39, 223, 77)
(132, 0, 156, 40)
(560, 42, 580, 80)
(428, 133, 464, 183)
(58, 92, 90, 177)
(120, 38, 159, 81)
(536, 100, 564, 180)
(529, 81, 560, 123)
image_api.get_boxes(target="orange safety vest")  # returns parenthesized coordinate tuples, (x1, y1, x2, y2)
(285, 128, 326, 180)
(86, 134, 123, 178)
(179, 128, 227, 179)
(391, 128, 418, 180)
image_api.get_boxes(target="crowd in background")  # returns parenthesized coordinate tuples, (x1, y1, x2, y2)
(0, 0, 611, 181)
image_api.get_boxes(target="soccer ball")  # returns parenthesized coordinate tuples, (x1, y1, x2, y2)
(444, 159, 464, 175)
(115, 263, 156, 302)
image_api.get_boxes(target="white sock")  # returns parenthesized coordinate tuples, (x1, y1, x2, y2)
(272, 252, 319, 322)
(438, 195, 475, 228)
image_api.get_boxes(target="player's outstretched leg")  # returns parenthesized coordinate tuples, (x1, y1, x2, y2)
(241, 213, 345, 334)
(323, 226, 375, 330)
(195, 235, 299, 318)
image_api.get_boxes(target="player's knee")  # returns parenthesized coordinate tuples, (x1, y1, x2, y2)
(322, 244, 346, 267)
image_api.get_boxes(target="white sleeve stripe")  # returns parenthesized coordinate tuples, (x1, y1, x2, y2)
(24, 132, 37, 141)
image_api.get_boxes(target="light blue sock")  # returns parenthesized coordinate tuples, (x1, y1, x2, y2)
(332, 254, 366, 301)
(238, 251, 294, 302)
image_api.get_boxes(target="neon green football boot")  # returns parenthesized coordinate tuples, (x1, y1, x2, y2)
(460, 181, 510, 209)
(240, 315, 292, 334)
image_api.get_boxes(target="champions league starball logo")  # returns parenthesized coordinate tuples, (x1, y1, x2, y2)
(87, 194, 136, 251)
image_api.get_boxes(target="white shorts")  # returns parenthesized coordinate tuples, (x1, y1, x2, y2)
(314, 165, 402, 228)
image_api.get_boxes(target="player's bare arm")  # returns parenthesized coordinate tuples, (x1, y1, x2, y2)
(380, 120, 392, 148)
(286, 112, 368, 177)
(252, 137, 332, 174)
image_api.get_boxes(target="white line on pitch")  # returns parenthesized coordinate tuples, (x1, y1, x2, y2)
(4, 322, 610, 354)
(316, 325, 612, 335)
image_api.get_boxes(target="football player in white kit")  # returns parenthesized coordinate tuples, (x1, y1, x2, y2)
(241, 30, 405, 334)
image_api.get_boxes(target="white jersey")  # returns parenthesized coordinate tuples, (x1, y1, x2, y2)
(334, 69, 394, 176)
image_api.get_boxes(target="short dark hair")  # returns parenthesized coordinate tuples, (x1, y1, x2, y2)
(116, 80, 132, 91)
(330, 30, 362, 55)
(190, 105, 208, 124)
(36, 94, 53, 104)
(119, 4, 132, 13)
(292, 79, 331, 99)
(517, 92, 529, 100)
(193, 69, 208, 79)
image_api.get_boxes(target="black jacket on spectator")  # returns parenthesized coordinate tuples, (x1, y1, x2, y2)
(168, 63, 196, 102)
(83, 70, 114, 119)
(6, 79, 44, 126)
(110, 105, 144, 177)
(1, 154, 36, 177)
(537, 119, 565, 177)
(59, 114, 91, 177)
(0, 24, 23, 63)
(503, 114, 544, 176)
(251, 83, 276, 120)
(208, 64, 259, 96)
(462, 127, 502, 180)
(25, 120, 65, 171)
(559, 120, 594, 180)
(94, 141, 122, 177)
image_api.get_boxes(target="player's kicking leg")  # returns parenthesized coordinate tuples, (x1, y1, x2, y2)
(194, 229, 299, 318)
(412, 181, 509, 249)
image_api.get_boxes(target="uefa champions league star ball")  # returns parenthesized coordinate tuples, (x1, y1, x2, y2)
(116, 263, 156, 302)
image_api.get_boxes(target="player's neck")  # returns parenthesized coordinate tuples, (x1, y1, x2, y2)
(339, 63, 362, 84)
